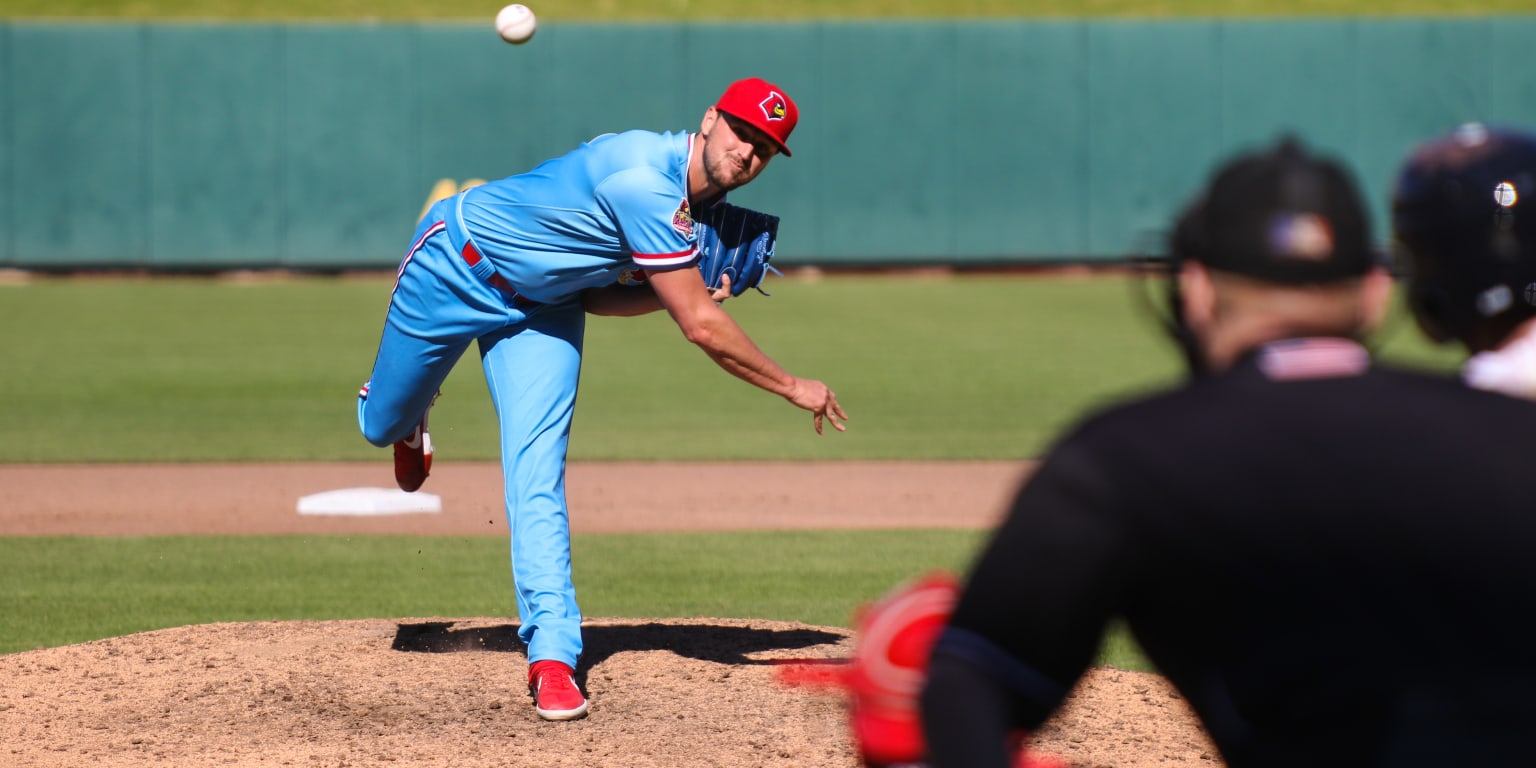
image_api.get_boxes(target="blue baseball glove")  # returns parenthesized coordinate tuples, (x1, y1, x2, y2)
(694, 203, 781, 297)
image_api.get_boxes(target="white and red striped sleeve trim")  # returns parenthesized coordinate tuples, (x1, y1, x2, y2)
(632, 246, 700, 271)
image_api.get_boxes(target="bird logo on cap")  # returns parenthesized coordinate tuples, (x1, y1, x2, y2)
(759, 91, 788, 122)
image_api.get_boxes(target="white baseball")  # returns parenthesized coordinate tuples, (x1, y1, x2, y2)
(495, 4, 537, 45)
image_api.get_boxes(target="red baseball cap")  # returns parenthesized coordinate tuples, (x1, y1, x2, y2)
(715, 77, 799, 156)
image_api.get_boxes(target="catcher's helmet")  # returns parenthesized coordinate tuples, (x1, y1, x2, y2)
(1393, 123, 1536, 351)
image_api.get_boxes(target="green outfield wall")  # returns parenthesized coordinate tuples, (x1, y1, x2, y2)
(4, 17, 1536, 270)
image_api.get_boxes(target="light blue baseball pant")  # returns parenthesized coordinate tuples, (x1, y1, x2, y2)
(358, 196, 587, 669)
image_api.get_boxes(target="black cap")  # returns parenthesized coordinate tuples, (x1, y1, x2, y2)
(1172, 137, 1377, 284)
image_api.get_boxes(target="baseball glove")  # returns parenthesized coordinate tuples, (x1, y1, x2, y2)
(774, 572, 1069, 768)
(693, 202, 781, 297)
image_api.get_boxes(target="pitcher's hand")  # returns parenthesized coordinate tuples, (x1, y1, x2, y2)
(786, 377, 848, 435)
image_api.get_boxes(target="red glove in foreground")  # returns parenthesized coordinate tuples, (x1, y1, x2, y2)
(777, 572, 1068, 768)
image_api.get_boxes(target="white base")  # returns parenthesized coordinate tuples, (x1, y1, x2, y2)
(296, 487, 442, 516)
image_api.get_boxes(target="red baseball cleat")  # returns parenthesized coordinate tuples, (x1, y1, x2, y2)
(392, 419, 432, 492)
(392, 393, 439, 493)
(528, 660, 588, 721)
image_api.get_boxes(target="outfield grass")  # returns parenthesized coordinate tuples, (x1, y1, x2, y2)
(0, 529, 1162, 669)
(4, 0, 1531, 21)
(0, 273, 1460, 463)
(0, 531, 981, 648)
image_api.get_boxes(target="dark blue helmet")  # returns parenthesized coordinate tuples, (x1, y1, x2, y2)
(1393, 123, 1536, 351)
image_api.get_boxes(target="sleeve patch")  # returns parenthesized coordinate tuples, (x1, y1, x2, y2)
(672, 199, 695, 238)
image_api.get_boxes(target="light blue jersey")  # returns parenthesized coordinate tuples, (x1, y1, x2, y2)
(359, 79, 817, 720)
(457, 129, 701, 304)
(359, 127, 708, 670)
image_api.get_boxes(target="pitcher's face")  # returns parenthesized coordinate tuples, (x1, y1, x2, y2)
(700, 108, 778, 192)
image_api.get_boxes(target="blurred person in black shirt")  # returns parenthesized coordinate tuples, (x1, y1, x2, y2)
(921, 137, 1536, 768)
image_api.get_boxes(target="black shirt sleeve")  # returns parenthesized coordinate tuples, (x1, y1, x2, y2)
(922, 429, 1133, 761)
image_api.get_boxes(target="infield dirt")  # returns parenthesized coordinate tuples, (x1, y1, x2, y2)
(0, 461, 1220, 767)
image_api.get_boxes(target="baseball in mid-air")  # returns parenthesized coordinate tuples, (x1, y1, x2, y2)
(495, 4, 537, 45)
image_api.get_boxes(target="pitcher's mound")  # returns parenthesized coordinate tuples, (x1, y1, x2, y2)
(0, 617, 1217, 767)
